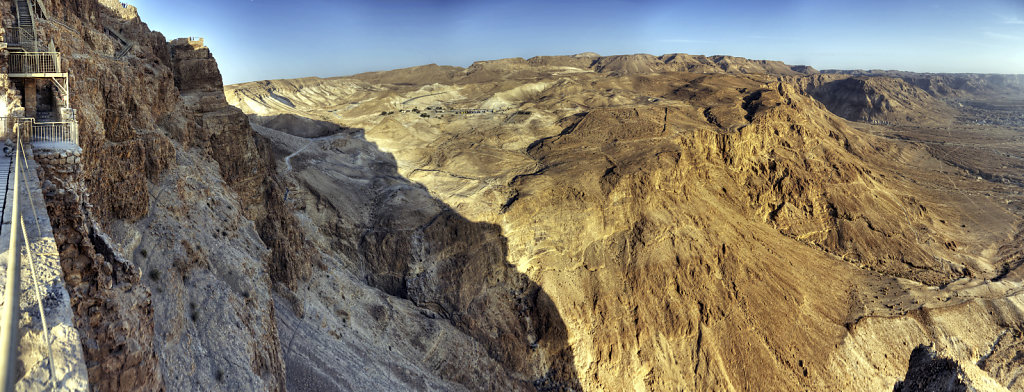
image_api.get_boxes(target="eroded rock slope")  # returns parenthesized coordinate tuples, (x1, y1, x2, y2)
(229, 55, 1024, 391)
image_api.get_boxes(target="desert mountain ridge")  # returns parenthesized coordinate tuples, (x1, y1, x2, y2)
(227, 48, 1024, 391)
(253, 52, 1024, 91)
(305, 52, 821, 85)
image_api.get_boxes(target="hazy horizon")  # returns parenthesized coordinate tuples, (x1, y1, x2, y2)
(123, 0, 1024, 84)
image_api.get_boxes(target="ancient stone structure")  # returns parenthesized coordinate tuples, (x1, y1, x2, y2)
(96, 0, 138, 20)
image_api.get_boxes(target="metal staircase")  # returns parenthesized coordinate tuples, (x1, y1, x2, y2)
(104, 26, 133, 58)
(2, 0, 79, 146)
(13, 0, 37, 51)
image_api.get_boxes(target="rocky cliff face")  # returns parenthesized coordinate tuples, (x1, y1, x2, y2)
(825, 70, 1024, 99)
(229, 55, 1024, 391)
(796, 72, 1024, 126)
(18, 1, 576, 390)
(17, 0, 311, 390)
(798, 74, 954, 125)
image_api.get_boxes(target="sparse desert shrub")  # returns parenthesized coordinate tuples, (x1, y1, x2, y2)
(148, 269, 160, 281)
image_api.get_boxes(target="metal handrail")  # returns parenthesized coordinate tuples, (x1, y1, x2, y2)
(0, 117, 70, 389)
(7, 52, 62, 74)
(0, 123, 25, 391)
(0, 118, 33, 141)
(0, 117, 79, 146)
(30, 122, 78, 145)
(5, 27, 35, 48)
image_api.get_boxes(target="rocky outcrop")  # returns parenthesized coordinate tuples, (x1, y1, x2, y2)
(247, 119, 581, 390)
(357, 189, 579, 389)
(169, 37, 312, 288)
(40, 165, 162, 391)
(97, 0, 139, 21)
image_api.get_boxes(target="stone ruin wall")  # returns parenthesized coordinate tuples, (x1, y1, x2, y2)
(33, 143, 163, 391)
(96, 0, 138, 21)
(35, 147, 82, 168)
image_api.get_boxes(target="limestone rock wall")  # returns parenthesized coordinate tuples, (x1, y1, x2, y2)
(96, 0, 138, 21)
(35, 148, 82, 168)
(1, 1, 21, 119)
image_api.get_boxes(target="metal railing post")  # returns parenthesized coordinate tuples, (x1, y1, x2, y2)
(0, 124, 24, 391)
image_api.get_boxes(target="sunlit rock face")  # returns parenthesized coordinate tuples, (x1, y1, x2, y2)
(228, 55, 1024, 391)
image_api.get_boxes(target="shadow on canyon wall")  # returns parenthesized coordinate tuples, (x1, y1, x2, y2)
(253, 113, 582, 391)
(892, 345, 967, 392)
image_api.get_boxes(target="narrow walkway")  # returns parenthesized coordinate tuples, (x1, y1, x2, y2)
(0, 147, 88, 390)
(283, 133, 347, 173)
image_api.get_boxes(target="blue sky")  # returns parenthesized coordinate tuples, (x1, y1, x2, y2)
(121, 0, 1024, 84)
